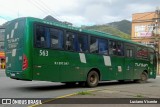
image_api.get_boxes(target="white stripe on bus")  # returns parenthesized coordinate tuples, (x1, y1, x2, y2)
(14, 22, 18, 29)
(103, 56, 111, 66)
(12, 49, 16, 57)
(6, 57, 8, 63)
(79, 53, 86, 63)
(7, 34, 9, 39)
(10, 29, 14, 38)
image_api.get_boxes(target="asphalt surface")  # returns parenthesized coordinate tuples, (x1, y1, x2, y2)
(37, 76, 160, 107)
(0, 69, 95, 98)
(0, 69, 160, 107)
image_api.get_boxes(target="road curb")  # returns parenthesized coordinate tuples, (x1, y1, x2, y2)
(28, 89, 101, 107)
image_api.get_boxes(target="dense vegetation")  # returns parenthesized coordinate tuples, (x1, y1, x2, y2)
(84, 23, 131, 39)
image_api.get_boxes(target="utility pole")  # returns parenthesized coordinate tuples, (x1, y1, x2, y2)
(155, 7, 160, 75)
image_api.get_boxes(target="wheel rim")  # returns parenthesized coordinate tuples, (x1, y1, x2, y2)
(89, 74, 97, 84)
(141, 73, 146, 81)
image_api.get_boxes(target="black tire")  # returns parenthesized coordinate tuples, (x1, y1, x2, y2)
(78, 82, 86, 87)
(86, 70, 99, 87)
(118, 80, 125, 83)
(135, 72, 148, 83)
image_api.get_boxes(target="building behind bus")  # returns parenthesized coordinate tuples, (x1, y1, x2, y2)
(132, 8, 160, 75)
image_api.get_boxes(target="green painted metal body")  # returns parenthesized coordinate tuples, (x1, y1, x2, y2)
(5, 17, 157, 82)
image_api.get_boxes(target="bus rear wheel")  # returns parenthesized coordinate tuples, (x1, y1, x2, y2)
(86, 70, 99, 87)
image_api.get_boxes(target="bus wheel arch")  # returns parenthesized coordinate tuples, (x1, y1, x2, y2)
(143, 70, 148, 75)
(86, 68, 100, 87)
(134, 70, 148, 83)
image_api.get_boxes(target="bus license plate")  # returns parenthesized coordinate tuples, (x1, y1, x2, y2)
(11, 73, 15, 77)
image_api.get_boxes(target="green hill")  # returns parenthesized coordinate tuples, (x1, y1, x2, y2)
(107, 20, 131, 35)
(43, 16, 131, 39)
(84, 24, 131, 39)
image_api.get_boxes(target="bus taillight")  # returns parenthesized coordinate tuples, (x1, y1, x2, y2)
(22, 54, 28, 70)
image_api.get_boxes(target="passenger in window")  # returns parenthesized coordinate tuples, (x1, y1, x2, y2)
(112, 44, 116, 55)
(40, 36, 46, 47)
(66, 34, 71, 50)
(117, 45, 123, 56)
(66, 40, 71, 50)
(79, 43, 83, 52)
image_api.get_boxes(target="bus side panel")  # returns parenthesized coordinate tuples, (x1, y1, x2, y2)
(32, 49, 61, 82)
(59, 52, 85, 82)
(133, 59, 149, 79)
(110, 56, 125, 80)
(84, 54, 112, 81)
(124, 57, 135, 79)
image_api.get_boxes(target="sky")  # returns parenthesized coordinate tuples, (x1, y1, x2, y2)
(0, 0, 159, 26)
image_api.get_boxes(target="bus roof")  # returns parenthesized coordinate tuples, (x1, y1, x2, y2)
(13, 17, 154, 49)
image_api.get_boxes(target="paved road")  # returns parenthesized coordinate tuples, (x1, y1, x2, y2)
(0, 70, 94, 98)
(0, 69, 160, 99)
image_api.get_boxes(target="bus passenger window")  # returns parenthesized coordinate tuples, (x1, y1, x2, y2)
(109, 41, 123, 56)
(109, 41, 116, 55)
(127, 49, 133, 57)
(117, 42, 124, 56)
(66, 32, 78, 51)
(98, 39, 108, 55)
(50, 28, 63, 49)
(66, 33, 72, 51)
(78, 35, 88, 52)
(35, 25, 50, 48)
(90, 37, 98, 53)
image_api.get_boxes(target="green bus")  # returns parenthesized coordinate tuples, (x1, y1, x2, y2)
(5, 17, 157, 87)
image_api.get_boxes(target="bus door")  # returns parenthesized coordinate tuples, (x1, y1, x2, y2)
(124, 45, 135, 79)
(109, 41, 124, 80)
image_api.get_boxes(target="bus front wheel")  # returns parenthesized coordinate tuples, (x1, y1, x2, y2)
(86, 70, 99, 87)
(135, 72, 148, 83)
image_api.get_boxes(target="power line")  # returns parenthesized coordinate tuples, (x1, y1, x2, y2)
(34, 0, 61, 20)
(28, 0, 73, 23)
(27, 0, 50, 15)
(38, 0, 62, 19)
(27, 0, 62, 21)
(36, 0, 72, 22)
